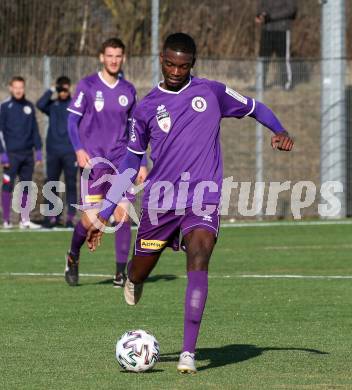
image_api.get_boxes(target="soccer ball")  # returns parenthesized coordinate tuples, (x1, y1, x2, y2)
(115, 330, 160, 372)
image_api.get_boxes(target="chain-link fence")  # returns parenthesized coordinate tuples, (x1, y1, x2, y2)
(1, 55, 351, 222)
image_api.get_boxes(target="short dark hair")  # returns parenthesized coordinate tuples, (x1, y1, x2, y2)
(100, 38, 125, 54)
(56, 76, 71, 86)
(163, 33, 196, 57)
(10, 76, 25, 85)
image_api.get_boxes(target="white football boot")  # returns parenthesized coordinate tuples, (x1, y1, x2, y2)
(177, 351, 197, 374)
(19, 220, 42, 230)
(124, 278, 144, 305)
(3, 221, 13, 229)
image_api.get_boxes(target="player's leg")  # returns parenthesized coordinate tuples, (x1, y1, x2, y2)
(62, 152, 78, 228)
(178, 228, 216, 374)
(112, 202, 131, 287)
(123, 208, 178, 304)
(124, 252, 161, 305)
(259, 30, 273, 89)
(1, 152, 19, 228)
(65, 208, 97, 286)
(44, 152, 62, 228)
(18, 151, 40, 229)
(65, 167, 105, 286)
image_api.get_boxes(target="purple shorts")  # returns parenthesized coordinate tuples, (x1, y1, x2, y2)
(134, 205, 220, 256)
(80, 168, 136, 208)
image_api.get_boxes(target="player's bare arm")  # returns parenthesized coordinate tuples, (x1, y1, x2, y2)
(136, 165, 148, 185)
(86, 214, 108, 251)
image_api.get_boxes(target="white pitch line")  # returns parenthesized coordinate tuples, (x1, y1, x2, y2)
(264, 244, 352, 250)
(1, 219, 352, 233)
(1, 272, 352, 280)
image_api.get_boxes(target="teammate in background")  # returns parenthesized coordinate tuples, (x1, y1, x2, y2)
(86, 33, 294, 373)
(0, 76, 42, 229)
(256, 0, 297, 90)
(37, 76, 77, 228)
(65, 38, 148, 287)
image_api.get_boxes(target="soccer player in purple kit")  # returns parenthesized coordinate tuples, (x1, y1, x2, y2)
(65, 38, 147, 287)
(87, 33, 294, 373)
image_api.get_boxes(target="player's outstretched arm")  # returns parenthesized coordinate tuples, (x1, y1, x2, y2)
(249, 101, 294, 152)
(86, 150, 143, 251)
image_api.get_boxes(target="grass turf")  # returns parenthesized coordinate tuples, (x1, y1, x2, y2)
(1, 223, 352, 389)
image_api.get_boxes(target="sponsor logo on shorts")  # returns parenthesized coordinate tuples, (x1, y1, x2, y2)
(141, 239, 167, 250)
(191, 96, 207, 112)
(84, 194, 103, 204)
(23, 105, 32, 115)
(119, 95, 128, 107)
(225, 86, 247, 104)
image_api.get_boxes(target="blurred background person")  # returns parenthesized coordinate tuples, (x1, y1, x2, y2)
(37, 76, 77, 228)
(256, 0, 297, 90)
(0, 76, 42, 229)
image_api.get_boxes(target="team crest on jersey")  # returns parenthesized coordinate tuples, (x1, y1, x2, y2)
(156, 105, 171, 133)
(191, 97, 207, 112)
(74, 91, 84, 108)
(94, 91, 104, 112)
(118, 95, 128, 107)
(23, 105, 32, 115)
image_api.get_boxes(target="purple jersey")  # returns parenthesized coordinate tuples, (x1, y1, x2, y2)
(127, 77, 255, 209)
(68, 72, 137, 166)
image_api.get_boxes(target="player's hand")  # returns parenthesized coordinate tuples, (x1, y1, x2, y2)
(86, 215, 108, 252)
(136, 166, 148, 185)
(76, 149, 91, 168)
(271, 131, 294, 152)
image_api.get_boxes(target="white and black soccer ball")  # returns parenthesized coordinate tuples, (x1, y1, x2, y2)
(115, 330, 160, 372)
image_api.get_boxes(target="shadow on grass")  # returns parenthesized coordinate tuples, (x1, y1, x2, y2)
(84, 274, 178, 286)
(145, 274, 178, 283)
(120, 368, 164, 374)
(161, 344, 329, 371)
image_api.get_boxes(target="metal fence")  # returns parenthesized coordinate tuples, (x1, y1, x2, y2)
(1, 55, 351, 222)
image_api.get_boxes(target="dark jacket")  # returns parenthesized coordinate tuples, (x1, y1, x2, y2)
(0, 97, 42, 153)
(37, 90, 74, 154)
(257, 0, 297, 32)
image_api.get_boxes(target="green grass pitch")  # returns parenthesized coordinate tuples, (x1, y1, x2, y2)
(1, 222, 352, 389)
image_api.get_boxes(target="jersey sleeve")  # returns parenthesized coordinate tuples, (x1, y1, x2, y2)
(126, 106, 149, 155)
(127, 86, 138, 120)
(209, 80, 255, 119)
(67, 80, 88, 117)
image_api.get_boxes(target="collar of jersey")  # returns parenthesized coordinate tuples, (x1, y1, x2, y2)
(98, 72, 119, 89)
(157, 77, 192, 94)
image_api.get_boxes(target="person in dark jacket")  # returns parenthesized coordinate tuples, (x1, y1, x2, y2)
(37, 76, 77, 228)
(256, 0, 297, 90)
(0, 76, 42, 229)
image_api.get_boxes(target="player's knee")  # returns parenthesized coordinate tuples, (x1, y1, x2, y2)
(186, 240, 214, 270)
